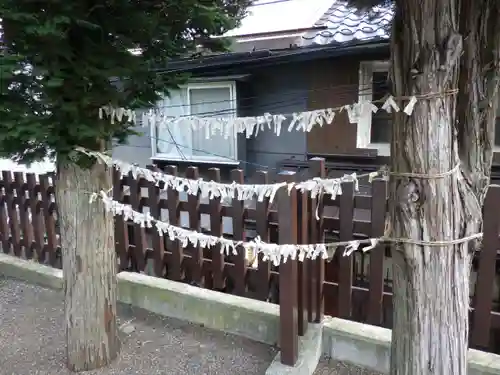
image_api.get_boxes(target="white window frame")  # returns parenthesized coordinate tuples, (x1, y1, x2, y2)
(150, 81, 239, 164)
(495, 113, 500, 152)
(357, 60, 391, 156)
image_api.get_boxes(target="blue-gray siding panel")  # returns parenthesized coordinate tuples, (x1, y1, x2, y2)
(111, 62, 308, 171)
(112, 125, 152, 168)
(243, 63, 308, 175)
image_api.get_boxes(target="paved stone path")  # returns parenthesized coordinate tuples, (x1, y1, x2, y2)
(0, 277, 380, 374)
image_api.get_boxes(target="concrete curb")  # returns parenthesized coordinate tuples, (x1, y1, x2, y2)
(2, 253, 500, 375)
(322, 317, 500, 375)
(265, 323, 323, 375)
(117, 271, 279, 346)
(0, 254, 279, 346)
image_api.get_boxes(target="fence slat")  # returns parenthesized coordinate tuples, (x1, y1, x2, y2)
(3, 171, 21, 256)
(209, 168, 224, 290)
(278, 171, 298, 366)
(166, 166, 183, 281)
(39, 174, 58, 267)
(471, 185, 500, 349)
(186, 167, 203, 286)
(308, 158, 326, 323)
(0, 175, 10, 254)
(231, 169, 247, 296)
(113, 168, 130, 270)
(27, 174, 44, 262)
(367, 179, 387, 325)
(128, 172, 146, 271)
(296, 172, 309, 336)
(255, 171, 271, 301)
(14, 172, 33, 259)
(147, 165, 165, 277)
(338, 181, 355, 318)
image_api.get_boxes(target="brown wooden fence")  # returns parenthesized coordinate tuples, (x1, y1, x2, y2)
(1, 158, 500, 366)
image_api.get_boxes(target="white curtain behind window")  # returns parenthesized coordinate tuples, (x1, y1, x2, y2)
(156, 90, 193, 159)
(189, 87, 235, 160)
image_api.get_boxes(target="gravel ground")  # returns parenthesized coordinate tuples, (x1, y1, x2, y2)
(0, 278, 276, 375)
(0, 277, 382, 375)
(313, 358, 381, 375)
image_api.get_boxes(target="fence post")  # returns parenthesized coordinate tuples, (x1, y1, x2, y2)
(39, 174, 58, 267)
(14, 172, 32, 259)
(296, 171, 309, 336)
(367, 178, 387, 325)
(27, 173, 44, 262)
(186, 167, 203, 286)
(277, 170, 299, 366)
(208, 168, 225, 291)
(338, 179, 355, 318)
(146, 165, 166, 277)
(308, 157, 326, 323)
(3, 171, 21, 257)
(127, 170, 146, 271)
(0, 172, 10, 255)
(166, 165, 183, 282)
(471, 184, 500, 349)
(113, 167, 130, 271)
(255, 171, 271, 301)
(231, 169, 247, 296)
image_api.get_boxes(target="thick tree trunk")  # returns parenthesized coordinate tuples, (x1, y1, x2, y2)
(457, 0, 500, 199)
(55, 160, 120, 372)
(388, 1, 472, 374)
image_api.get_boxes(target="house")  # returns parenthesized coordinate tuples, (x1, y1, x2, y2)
(113, 0, 393, 178)
(114, 0, 500, 184)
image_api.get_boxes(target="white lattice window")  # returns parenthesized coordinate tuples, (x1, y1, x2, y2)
(151, 81, 238, 163)
(357, 60, 391, 156)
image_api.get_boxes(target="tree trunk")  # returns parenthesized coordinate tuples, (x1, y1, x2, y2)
(55, 160, 120, 372)
(388, 1, 472, 374)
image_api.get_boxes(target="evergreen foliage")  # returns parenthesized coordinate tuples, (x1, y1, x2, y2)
(0, 0, 250, 163)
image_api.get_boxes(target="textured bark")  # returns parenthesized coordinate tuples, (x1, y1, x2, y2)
(457, 0, 500, 199)
(388, 1, 474, 374)
(55, 161, 120, 372)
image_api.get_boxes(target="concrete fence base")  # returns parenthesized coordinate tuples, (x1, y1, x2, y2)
(1, 253, 499, 375)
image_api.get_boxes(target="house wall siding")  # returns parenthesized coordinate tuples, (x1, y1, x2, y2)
(113, 124, 152, 167)
(305, 53, 389, 155)
(244, 63, 309, 175)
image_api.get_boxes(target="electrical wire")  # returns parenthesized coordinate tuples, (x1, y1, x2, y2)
(140, 79, 387, 112)
(141, 80, 387, 118)
(249, 0, 295, 7)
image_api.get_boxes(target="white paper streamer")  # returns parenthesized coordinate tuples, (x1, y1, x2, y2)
(95, 190, 347, 266)
(76, 148, 372, 204)
(141, 98, 416, 138)
(99, 105, 137, 124)
(403, 96, 418, 115)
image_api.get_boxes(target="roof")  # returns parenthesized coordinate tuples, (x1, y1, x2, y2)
(158, 0, 393, 72)
(302, 1, 393, 45)
(160, 40, 389, 73)
(224, 0, 393, 52)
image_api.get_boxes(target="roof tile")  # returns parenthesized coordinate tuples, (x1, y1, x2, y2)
(301, 1, 393, 45)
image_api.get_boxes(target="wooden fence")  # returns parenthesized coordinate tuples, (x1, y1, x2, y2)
(1, 158, 500, 366)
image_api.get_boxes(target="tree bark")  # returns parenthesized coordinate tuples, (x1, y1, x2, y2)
(388, 1, 472, 374)
(55, 160, 120, 372)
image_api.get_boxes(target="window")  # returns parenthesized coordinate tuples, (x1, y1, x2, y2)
(357, 61, 391, 156)
(151, 81, 238, 163)
(358, 61, 500, 154)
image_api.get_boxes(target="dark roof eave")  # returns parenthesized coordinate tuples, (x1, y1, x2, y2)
(157, 39, 390, 73)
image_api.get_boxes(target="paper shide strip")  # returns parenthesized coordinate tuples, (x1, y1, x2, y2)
(98, 105, 137, 124)
(94, 190, 380, 266)
(75, 148, 375, 204)
(140, 96, 418, 138)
